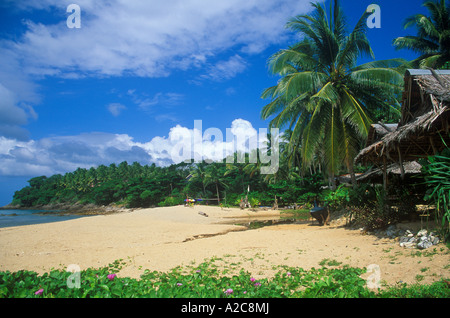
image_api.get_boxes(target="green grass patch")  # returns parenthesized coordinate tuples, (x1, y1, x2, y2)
(280, 209, 311, 221)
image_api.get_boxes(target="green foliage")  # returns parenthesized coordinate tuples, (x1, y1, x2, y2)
(265, 173, 323, 206)
(347, 183, 377, 208)
(380, 280, 450, 298)
(261, 0, 405, 179)
(420, 145, 450, 240)
(1, 259, 448, 298)
(11, 175, 62, 207)
(348, 187, 400, 231)
(248, 196, 260, 208)
(393, 0, 450, 69)
(10, 157, 332, 210)
(11, 162, 187, 209)
(322, 185, 350, 210)
(158, 195, 185, 207)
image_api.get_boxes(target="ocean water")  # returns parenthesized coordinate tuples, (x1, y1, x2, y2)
(0, 209, 88, 228)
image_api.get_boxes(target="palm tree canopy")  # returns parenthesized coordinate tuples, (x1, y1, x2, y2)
(261, 0, 405, 179)
(393, 0, 450, 68)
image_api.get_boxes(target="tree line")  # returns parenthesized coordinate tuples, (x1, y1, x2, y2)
(10, 149, 325, 209)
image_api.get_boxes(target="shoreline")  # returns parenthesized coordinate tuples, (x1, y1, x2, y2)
(0, 202, 294, 219)
(0, 205, 448, 287)
(0, 202, 132, 216)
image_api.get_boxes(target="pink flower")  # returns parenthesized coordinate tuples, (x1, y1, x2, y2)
(287, 272, 292, 277)
(254, 282, 261, 287)
(107, 274, 116, 281)
(224, 288, 233, 295)
(35, 289, 44, 295)
(177, 283, 183, 286)
(250, 277, 256, 282)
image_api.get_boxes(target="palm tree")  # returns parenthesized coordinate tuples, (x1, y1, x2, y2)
(393, 0, 450, 69)
(204, 164, 227, 204)
(189, 163, 208, 196)
(224, 162, 247, 193)
(261, 0, 405, 189)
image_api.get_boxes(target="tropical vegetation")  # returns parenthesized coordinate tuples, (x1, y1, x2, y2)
(261, 0, 406, 190)
(420, 144, 450, 241)
(3, 0, 450, 301)
(393, 0, 450, 69)
(1, 258, 449, 298)
(9, 153, 322, 211)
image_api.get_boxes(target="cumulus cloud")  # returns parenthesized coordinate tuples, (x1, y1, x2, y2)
(0, 1, 306, 177)
(3, 0, 316, 79)
(0, 119, 270, 177)
(0, 84, 35, 141)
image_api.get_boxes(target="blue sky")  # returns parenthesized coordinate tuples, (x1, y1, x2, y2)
(0, 0, 428, 206)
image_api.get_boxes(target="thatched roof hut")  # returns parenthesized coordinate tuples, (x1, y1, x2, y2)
(356, 161, 422, 184)
(355, 69, 450, 188)
(366, 123, 397, 146)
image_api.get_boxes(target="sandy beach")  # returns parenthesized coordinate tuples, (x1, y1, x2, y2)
(0, 205, 449, 287)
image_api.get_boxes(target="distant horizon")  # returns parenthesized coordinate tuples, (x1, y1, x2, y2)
(0, 0, 429, 205)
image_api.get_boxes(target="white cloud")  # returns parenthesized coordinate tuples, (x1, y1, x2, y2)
(0, 1, 311, 177)
(127, 90, 184, 111)
(3, 0, 317, 79)
(107, 103, 126, 117)
(200, 55, 247, 82)
(0, 119, 268, 177)
(0, 84, 34, 140)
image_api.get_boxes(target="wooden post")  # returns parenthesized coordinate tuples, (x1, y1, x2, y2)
(397, 146, 405, 180)
(429, 136, 437, 155)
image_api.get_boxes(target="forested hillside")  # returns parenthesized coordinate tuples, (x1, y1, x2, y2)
(9, 153, 325, 209)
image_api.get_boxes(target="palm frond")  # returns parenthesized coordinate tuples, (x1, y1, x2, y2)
(311, 81, 339, 105)
(394, 0, 449, 68)
(419, 53, 444, 68)
(268, 48, 320, 74)
(301, 100, 327, 165)
(278, 71, 326, 101)
(393, 36, 439, 54)
(322, 105, 344, 174)
(340, 88, 372, 138)
(350, 68, 404, 88)
(352, 58, 409, 71)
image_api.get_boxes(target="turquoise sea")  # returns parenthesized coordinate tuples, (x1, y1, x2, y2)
(0, 209, 88, 228)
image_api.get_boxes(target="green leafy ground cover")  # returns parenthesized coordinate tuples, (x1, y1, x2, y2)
(1, 258, 449, 298)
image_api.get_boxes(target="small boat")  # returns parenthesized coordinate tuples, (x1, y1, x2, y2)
(310, 200, 329, 226)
